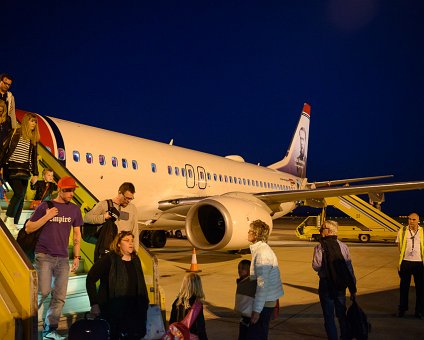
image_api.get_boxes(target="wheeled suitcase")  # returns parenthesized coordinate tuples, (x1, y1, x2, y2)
(68, 312, 111, 339)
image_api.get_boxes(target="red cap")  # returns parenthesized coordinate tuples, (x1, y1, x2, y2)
(57, 176, 79, 189)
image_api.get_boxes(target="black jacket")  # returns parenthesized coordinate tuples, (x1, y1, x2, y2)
(0, 128, 38, 176)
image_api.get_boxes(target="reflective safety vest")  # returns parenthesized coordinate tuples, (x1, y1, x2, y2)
(398, 226, 424, 269)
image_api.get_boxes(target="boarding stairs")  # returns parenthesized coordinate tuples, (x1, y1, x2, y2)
(324, 195, 402, 232)
(0, 142, 163, 339)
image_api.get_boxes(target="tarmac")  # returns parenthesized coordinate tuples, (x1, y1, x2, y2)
(153, 218, 424, 339)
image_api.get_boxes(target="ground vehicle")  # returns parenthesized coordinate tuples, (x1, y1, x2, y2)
(295, 215, 397, 243)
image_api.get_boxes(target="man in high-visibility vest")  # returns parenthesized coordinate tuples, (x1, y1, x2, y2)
(396, 212, 424, 318)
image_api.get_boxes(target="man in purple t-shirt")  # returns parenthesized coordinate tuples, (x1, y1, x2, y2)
(26, 176, 83, 340)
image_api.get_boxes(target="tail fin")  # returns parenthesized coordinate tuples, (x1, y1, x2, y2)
(267, 103, 311, 178)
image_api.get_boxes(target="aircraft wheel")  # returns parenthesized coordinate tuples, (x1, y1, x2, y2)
(150, 230, 167, 248)
(175, 230, 183, 239)
(359, 234, 370, 243)
(140, 230, 152, 248)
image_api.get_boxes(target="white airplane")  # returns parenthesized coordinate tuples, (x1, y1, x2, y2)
(15, 104, 424, 250)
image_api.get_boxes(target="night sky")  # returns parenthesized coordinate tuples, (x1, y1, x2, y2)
(2, 1, 423, 216)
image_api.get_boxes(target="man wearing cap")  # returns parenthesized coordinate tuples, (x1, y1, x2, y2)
(84, 182, 139, 251)
(26, 176, 83, 340)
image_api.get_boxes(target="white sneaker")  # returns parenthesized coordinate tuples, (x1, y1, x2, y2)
(43, 330, 66, 340)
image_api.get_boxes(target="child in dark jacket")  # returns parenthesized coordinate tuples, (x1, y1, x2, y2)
(234, 259, 257, 340)
(169, 272, 208, 340)
(30, 168, 57, 201)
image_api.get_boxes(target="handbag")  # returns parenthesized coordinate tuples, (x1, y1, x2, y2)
(162, 301, 202, 340)
(29, 200, 42, 209)
(144, 304, 166, 339)
(347, 299, 371, 340)
(30, 184, 50, 210)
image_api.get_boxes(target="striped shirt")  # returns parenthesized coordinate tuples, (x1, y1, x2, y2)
(8, 136, 31, 164)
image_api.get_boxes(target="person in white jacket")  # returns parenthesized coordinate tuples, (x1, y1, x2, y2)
(247, 220, 284, 340)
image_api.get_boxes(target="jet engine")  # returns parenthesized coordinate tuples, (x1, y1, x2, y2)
(185, 193, 273, 250)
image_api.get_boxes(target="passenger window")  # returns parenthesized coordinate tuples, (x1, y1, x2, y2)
(151, 163, 157, 173)
(181, 168, 186, 177)
(247, 179, 250, 186)
(122, 159, 128, 168)
(219, 174, 223, 182)
(132, 160, 138, 170)
(229, 176, 233, 183)
(58, 148, 66, 161)
(224, 175, 228, 183)
(86, 153, 93, 164)
(73, 151, 80, 162)
(214, 174, 217, 181)
(200, 172, 204, 180)
(168, 166, 172, 175)
(188, 169, 193, 178)
(238, 178, 242, 184)
(243, 178, 246, 185)
(99, 154, 106, 165)
(112, 157, 118, 167)
(207, 173, 211, 180)
(175, 167, 180, 176)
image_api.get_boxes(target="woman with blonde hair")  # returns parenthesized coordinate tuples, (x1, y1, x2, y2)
(86, 230, 149, 339)
(169, 272, 208, 339)
(0, 112, 40, 229)
(247, 220, 283, 340)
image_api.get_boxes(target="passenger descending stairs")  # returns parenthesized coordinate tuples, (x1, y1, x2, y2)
(0, 142, 163, 339)
(38, 248, 91, 330)
(324, 195, 403, 232)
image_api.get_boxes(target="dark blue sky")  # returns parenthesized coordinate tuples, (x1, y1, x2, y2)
(2, 1, 423, 215)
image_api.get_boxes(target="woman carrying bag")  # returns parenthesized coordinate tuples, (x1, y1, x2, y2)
(0, 112, 39, 230)
(86, 230, 149, 339)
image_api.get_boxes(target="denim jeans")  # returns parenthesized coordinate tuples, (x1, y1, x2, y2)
(35, 253, 70, 331)
(318, 278, 350, 340)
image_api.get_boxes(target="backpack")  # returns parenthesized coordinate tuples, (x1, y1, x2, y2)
(347, 299, 371, 340)
(17, 200, 54, 260)
(82, 199, 114, 244)
(93, 219, 118, 262)
(86, 199, 118, 262)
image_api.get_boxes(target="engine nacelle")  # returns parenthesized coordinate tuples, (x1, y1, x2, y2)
(185, 194, 273, 250)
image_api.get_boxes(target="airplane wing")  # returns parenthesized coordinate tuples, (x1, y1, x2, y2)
(158, 180, 424, 211)
(255, 181, 424, 203)
(312, 175, 394, 188)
